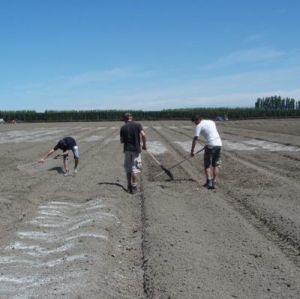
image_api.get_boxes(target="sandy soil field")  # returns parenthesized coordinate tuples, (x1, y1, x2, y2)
(0, 118, 300, 299)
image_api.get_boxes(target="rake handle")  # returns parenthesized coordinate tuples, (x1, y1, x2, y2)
(17, 158, 54, 168)
(146, 150, 162, 166)
(152, 147, 205, 179)
(152, 158, 189, 179)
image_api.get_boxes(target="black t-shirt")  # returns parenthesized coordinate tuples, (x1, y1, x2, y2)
(54, 137, 77, 151)
(120, 121, 143, 153)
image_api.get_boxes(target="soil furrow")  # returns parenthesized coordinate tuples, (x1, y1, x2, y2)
(157, 122, 300, 262)
(1, 120, 300, 298)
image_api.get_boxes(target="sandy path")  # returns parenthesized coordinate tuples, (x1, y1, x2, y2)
(0, 119, 300, 298)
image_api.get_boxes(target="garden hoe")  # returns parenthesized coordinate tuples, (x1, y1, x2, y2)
(146, 150, 174, 180)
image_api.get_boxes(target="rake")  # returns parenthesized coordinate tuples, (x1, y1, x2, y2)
(152, 146, 205, 180)
(17, 158, 54, 169)
(146, 150, 174, 180)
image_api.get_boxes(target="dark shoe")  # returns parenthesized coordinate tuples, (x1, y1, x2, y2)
(207, 179, 214, 189)
(203, 179, 209, 188)
(127, 185, 133, 193)
(212, 180, 216, 189)
(203, 179, 213, 189)
(131, 186, 142, 195)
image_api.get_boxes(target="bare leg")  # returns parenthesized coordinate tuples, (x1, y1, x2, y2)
(74, 158, 79, 169)
(205, 167, 212, 180)
(131, 172, 138, 186)
(126, 172, 132, 186)
(204, 167, 214, 188)
(213, 166, 220, 181)
(63, 158, 69, 172)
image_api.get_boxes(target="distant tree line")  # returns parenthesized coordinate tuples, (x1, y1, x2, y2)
(1, 96, 300, 123)
(255, 95, 300, 110)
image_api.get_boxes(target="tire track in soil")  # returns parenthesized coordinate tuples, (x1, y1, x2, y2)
(164, 124, 300, 267)
(140, 122, 300, 298)
(2, 121, 300, 298)
(0, 123, 144, 298)
(139, 124, 209, 298)
(0, 125, 121, 234)
(220, 151, 300, 266)
(143, 122, 300, 264)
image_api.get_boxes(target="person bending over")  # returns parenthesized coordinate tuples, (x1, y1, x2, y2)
(39, 137, 79, 176)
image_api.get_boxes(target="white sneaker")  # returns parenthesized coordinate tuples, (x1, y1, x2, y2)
(74, 169, 78, 174)
(63, 171, 69, 177)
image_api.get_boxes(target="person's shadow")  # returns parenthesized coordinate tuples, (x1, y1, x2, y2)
(98, 182, 128, 192)
(48, 167, 64, 174)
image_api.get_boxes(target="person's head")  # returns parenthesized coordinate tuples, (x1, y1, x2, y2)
(58, 139, 67, 149)
(191, 114, 203, 124)
(123, 112, 133, 122)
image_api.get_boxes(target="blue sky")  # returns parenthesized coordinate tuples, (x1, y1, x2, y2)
(1, 0, 300, 112)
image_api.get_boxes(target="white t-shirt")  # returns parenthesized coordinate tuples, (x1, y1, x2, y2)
(194, 120, 222, 146)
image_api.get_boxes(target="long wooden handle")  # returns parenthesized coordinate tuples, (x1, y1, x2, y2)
(152, 147, 205, 179)
(17, 158, 54, 168)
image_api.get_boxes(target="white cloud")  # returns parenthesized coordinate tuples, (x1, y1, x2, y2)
(203, 48, 284, 69)
(56, 68, 158, 88)
(244, 34, 264, 43)
(3, 61, 300, 111)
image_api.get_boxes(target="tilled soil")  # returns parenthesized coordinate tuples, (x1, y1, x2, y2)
(0, 119, 300, 299)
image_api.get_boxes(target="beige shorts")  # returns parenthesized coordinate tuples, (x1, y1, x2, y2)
(124, 151, 142, 173)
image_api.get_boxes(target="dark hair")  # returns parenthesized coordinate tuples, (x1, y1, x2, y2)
(58, 139, 67, 149)
(191, 114, 203, 122)
(123, 112, 132, 121)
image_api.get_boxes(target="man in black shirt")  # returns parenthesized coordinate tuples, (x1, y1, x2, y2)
(120, 113, 147, 194)
(39, 137, 80, 176)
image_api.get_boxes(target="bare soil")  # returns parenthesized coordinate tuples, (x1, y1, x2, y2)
(0, 119, 300, 299)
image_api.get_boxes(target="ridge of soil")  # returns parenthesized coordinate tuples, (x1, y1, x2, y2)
(0, 119, 300, 298)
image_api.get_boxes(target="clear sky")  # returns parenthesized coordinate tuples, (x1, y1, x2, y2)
(1, 0, 300, 112)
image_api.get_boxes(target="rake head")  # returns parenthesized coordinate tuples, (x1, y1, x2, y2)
(160, 165, 174, 180)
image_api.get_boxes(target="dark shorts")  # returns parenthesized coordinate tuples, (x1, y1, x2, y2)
(204, 146, 222, 168)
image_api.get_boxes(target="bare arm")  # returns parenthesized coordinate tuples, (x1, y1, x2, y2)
(39, 149, 55, 163)
(58, 150, 70, 157)
(140, 130, 147, 150)
(190, 136, 198, 156)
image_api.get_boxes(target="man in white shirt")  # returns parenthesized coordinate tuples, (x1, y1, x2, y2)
(190, 115, 222, 189)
